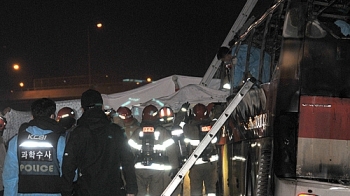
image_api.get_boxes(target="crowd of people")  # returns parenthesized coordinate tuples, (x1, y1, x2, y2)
(0, 88, 225, 196)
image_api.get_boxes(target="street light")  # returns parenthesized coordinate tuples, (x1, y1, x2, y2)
(88, 22, 103, 87)
(12, 63, 24, 90)
(13, 64, 20, 71)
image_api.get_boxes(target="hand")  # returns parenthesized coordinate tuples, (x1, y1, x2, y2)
(180, 102, 190, 111)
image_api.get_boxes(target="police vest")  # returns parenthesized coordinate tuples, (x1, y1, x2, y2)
(17, 130, 61, 193)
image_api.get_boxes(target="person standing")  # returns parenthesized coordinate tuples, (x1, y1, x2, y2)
(128, 105, 178, 196)
(183, 103, 219, 196)
(114, 107, 140, 193)
(158, 106, 186, 196)
(60, 89, 137, 196)
(115, 107, 140, 139)
(2, 98, 66, 196)
(56, 107, 79, 195)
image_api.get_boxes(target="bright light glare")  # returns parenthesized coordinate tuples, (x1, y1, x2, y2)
(223, 83, 231, 89)
(171, 129, 183, 136)
(134, 163, 172, 170)
(19, 141, 53, 147)
(13, 64, 20, 70)
(96, 23, 102, 28)
(19, 82, 24, 87)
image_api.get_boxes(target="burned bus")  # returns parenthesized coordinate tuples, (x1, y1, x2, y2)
(224, 0, 350, 195)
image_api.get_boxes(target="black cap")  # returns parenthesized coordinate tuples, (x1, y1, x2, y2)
(81, 89, 103, 110)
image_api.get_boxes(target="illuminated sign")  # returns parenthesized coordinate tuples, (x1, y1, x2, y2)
(143, 127, 155, 133)
(201, 125, 211, 132)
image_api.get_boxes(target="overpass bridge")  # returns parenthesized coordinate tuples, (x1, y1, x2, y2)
(0, 80, 143, 111)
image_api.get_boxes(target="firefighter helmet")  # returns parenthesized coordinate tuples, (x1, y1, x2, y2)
(193, 103, 209, 121)
(117, 107, 133, 123)
(142, 105, 158, 122)
(0, 116, 7, 130)
(56, 107, 76, 130)
(158, 106, 174, 123)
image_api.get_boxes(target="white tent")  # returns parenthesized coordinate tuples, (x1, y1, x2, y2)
(141, 83, 229, 110)
(3, 75, 225, 142)
(132, 83, 229, 122)
(102, 75, 221, 110)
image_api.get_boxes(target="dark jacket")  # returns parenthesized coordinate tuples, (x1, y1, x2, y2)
(183, 119, 218, 163)
(60, 108, 138, 196)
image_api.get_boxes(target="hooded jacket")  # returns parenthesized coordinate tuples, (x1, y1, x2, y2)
(61, 108, 137, 196)
(2, 117, 66, 196)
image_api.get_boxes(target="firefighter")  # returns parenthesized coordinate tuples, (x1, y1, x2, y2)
(128, 104, 179, 196)
(159, 107, 188, 164)
(3, 98, 66, 195)
(115, 106, 140, 192)
(57, 107, 76, 131)
(158, 106, 187, 196)
(183, 103, 218, 196)
(56, 107, 79, 195)
(104, 108, 117, 122)
(158, 106, 175, 131)
(116, 106, 140, 139)
(56, 107, 76, 141)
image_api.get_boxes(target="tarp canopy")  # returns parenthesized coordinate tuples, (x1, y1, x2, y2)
(132, 83, 229, 122)
(103, 75, 220, 110)
(2, 75, 226, 143)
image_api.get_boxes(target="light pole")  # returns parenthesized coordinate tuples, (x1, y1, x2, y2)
(88, 22, 103, 87)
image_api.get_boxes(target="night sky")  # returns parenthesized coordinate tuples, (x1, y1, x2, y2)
(1, 1, 270, 91)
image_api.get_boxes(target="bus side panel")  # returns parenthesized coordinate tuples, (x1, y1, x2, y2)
(275, 177, 350, 196)
(297, 96, 350, 179)
(299, 96, 350, 140)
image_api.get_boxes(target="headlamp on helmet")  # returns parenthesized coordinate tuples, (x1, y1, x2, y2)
(56, 107, 76, 130)
(158, 106, 174, 123)
(117, 107, 132, 120)
(193, 103, 209, 121)
(142, 105, 158, 122)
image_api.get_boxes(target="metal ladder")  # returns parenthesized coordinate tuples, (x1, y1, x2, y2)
(199, 0, 258, 87)
(162, 78, 256, 196)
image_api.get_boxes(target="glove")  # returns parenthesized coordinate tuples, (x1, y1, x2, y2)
(168, 168, 178, 179)
(180, 102, 190, 112)
(174, 102, 190, 126)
